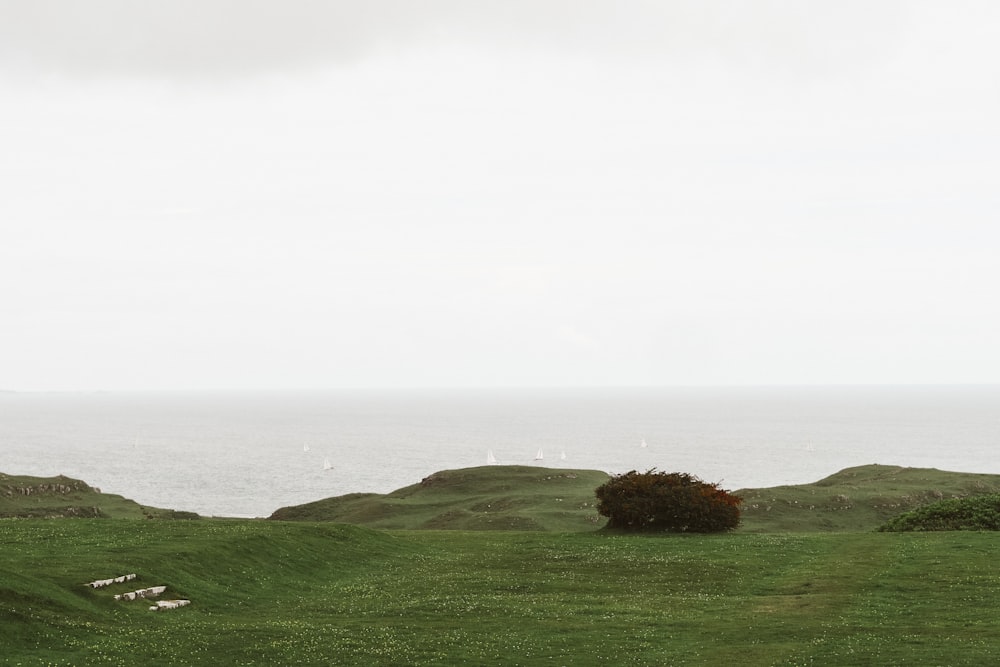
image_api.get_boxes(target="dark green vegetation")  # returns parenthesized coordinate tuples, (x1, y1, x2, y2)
(270, 465, 611, 531)
(4, 520, 1000, 665)
(595, 470, 741, 532)
(881, 494, 1000, 532)
(0, 473, 193, 519)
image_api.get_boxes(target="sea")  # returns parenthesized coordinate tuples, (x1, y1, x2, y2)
(2, 386, 998, 518)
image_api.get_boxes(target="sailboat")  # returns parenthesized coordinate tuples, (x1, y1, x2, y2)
(303, 443, 310, 453)
(534, 448, 544, 461)
(640, 438, 648, 448)
(560, 450, 567, 461)
(323, 458, 332, 470)
(487, 449, 498, 465)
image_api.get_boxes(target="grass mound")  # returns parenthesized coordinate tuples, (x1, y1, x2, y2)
(270, 463, 1000, 533)
(737, 464, 1000, 532)
(880, 493, 1000, 531)
(0, 472, 188, 519)
(269, 465, 610, 531)
(0, 519, 415, 664)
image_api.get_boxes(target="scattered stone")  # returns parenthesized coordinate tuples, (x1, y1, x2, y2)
(149, 599, 191, 612)
(115, 586, 166, 601)
(86, 573, 137, 589)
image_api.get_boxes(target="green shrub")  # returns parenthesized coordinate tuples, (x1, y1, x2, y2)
(879, 494, 1000, 532)
(595, 470, 741, 533)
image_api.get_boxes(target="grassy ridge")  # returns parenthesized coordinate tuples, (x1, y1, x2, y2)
(4, 520, 1000, 664)
(738, 464, 1000, 532)
(10, 463, 1000, 533)
(269, 464, 1000, 534)
(0, 473, 187, 519)
(269, 465, 611, 531)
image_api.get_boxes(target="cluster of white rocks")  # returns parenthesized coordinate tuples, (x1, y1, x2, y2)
(84, 574, 191, 612)
(114, 586, 166, 601)
(149, 599, 191, 611)
(86, 574, 136, 589)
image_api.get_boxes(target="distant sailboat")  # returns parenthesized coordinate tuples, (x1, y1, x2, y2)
(640, 438, 648, 448)
(534, 448, 544, 461)
(487, 449, 498, 465)
(323, 458, 332, 470)
(560, 450, 567, 461)
(303, 443, 310, 453)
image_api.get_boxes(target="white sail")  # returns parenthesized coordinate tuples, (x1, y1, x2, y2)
(560, 450, 567, 461)
(323, 458, 332, 470)
(534, 448, 544, 461)
(487, 449, 498, 465)
(303, 443, 310, 452)
(640, 438, 648, 448)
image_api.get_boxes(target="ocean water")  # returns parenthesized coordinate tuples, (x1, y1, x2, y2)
(2, 386, 998, 518)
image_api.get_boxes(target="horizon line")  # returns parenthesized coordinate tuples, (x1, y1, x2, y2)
(3, 382, 999, 395)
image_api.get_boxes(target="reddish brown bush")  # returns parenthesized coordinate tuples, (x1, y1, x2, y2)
(595, 469, 741, 533)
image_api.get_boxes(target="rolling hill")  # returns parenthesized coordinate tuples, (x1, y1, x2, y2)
(269, 463, 1000, 533)
(0, 472, 195, 519)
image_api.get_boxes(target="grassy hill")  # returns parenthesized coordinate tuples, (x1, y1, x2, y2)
(13, 463, 1000, 531)
(0, 473, 194, 519)
(737, 464, 1000, 532)
(269, 463, 1000, 533)
(269, 465, 611, 531)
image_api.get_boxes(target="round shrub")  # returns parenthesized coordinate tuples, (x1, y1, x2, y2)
(879, 494, 1000, 532)
(595, 469, 741, 533)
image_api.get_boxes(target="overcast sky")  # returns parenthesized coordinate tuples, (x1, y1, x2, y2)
(2, 1, 999, 391)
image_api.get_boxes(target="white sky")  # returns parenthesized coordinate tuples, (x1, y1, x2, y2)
(2, 1, 999, 391)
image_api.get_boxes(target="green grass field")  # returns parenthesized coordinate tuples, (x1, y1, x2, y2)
(4, 520, 1000, 664)
(5, 465, 1000, 665)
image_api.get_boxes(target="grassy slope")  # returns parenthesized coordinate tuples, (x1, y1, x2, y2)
(4, 520, 1000, 665)
(0, 519, 415, 665)
(0, 473, 186, 519)
(269, 463, 1000, 534)
(737, 464, 1000, 532)
(269, 465, 611, 531)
